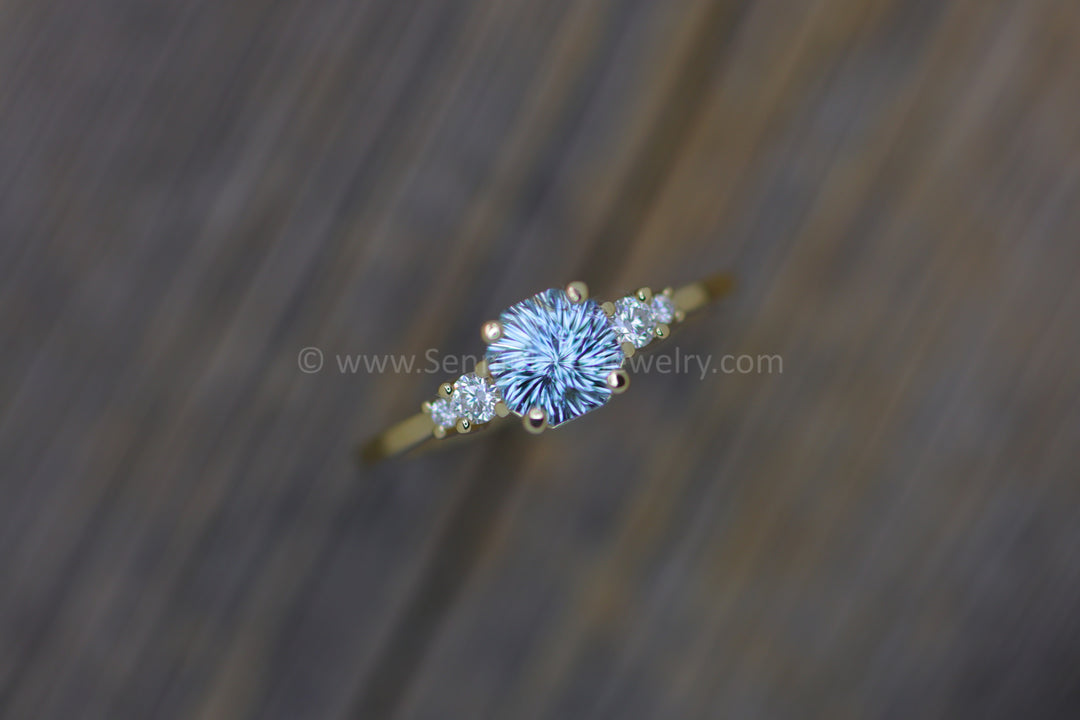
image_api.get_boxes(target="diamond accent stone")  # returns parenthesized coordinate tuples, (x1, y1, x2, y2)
(611, 296, 656, 348)
(428, 397, 459, 428)
(651, 294, 675, 324)
(455, 372, 500, 423)
(486, 288, 624, 427)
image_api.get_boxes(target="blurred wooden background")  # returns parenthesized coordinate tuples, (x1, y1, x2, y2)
(3, 0, 1080, 718)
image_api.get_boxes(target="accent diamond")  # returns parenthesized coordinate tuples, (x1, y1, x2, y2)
(428, 397, 459, 428)
(651, 294, 675, 324)
(455, 372, 500, 423)
(611, 296, 656, 348)
(486, 288, 624, 427)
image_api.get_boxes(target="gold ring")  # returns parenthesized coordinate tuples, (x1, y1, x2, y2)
(360, 271, 734, 463)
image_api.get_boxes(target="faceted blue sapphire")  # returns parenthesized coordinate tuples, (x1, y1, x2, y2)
(486, 289, 624, 427)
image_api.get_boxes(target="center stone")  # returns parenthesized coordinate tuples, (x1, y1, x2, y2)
(485, 288, 625, 427)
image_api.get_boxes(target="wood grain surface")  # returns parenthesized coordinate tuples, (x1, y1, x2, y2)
(3, 0, 1079, 718)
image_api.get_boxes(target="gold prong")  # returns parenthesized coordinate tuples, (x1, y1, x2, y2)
(662, 286, 674, 298)
(636, 286, 653, 303)
(481, 320, 503, 344)
(606, 368, 630, 394)
(601, 301, 615, 317)
(565, 281, 589, 304)
(674, 309, 686, 323)
(523, 407, 548, 434)
(621, 341, 636, 358)
(432, 425, 448, 439)
(654, 323, 670, 340)
(456, 418, 472, 434)
(475, 359, 489, 377)
(421, 400, 433, 413)
(437, 382, 454, 399)
(495, 401, 510, 418)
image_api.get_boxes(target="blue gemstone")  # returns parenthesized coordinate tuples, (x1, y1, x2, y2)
(486, 289, 624, 427)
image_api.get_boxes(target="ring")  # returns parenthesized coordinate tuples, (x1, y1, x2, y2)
(360, 271, 734, 463)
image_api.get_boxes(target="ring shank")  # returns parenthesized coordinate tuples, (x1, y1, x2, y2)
(359, 271, 734, 464)
(359, 411, 436, 464)
(673, 271, 735, 314)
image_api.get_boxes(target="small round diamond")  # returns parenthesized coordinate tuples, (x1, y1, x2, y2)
(651, 294, 675, 324)
(611, 296, 656, 348)
(428, 397, 459, 428)
(455, 373, 500, 423)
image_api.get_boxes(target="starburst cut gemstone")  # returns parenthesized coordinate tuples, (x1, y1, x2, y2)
(486, 289, 624, 427)
(611, 296, 656, 348)
(455, 372, 499, 423)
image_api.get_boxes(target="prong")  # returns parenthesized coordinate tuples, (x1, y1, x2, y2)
(621, 341, 636, 358)
(495, 401, 510, 418)
(565, 280, 589, 304)
(601, 301, 615, 317)
(606, 368, 630, 394)
(481, 320, 503, 344)
(662, 286, 674, 298)
(636, 286, 653, 303)
(654, 323, 670, 340)
(523, 407, 548, 434)
(432, 425, 448, 439)
(456, 418, 472, 434)
(421, 400, 433, 413)
(437, 382, 454, 399)
(475, 359, 489, 377)
(674, 309, 686, 323)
